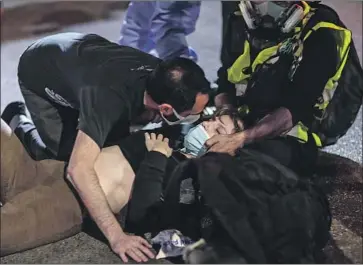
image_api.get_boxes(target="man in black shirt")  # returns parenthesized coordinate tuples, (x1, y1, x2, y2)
(5, 32, 210, 262)
(16, 33, 210, 160)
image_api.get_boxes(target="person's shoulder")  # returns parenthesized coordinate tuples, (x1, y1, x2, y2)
(81, 44, 161, 91)
(300, 27, 338, 71)
(302, 25, 337, 57)
(117, 45, 161, 63)
(98, 45, 161, 74)
(303, 4, 343, 45)
(24, 32, 89, 54)
(304, 27, 336, 45)
(310, 3, 341, 24)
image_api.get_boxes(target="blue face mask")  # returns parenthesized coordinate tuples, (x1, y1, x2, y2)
(182, 124, 210, 157)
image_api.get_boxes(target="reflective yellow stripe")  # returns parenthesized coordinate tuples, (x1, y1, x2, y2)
(287, 123, 322, 147)
(227, 41, 251, 83)
(304, 22, 351, 39)
(238, 105, 250, 115)
(251, 45, 279, 72)
(301, 1, 311, 16)
(228, 42, 281, 84)
(312, 133, 322, 147)
(290, 22, 351, 147)
(315, 101, 329, 111)
(297, 123, 308, 142)
(306, 22, 352, 92)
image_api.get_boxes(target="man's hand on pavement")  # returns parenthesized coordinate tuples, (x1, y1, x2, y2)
(111, 234, 155, 263)
(205, 133, 245, 156)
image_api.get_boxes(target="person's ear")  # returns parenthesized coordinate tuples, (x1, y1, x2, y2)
(159, 103, 173, 116)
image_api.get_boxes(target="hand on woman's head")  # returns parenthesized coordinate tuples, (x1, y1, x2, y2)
(182, 107, 244, 158)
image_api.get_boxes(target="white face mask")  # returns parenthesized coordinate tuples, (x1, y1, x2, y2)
(182, 124, 210, 157)
(161, 108, 201, 126)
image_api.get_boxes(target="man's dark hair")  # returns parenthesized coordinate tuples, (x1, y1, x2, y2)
(146, 58, 211, 113)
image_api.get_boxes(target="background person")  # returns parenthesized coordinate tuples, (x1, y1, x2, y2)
(119, 1, 200, 61)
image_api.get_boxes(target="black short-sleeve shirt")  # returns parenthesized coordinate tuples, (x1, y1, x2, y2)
(18, 32, 161, 148)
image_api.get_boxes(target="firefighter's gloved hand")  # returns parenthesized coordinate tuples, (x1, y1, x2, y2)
(203, 106, 216, 116)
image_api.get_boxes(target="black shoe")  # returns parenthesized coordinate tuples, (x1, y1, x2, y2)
(1, 101, 27, 125)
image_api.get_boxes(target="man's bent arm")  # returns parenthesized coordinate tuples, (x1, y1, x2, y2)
(240, 107, 293, 145)
(67, 131, 125, 244)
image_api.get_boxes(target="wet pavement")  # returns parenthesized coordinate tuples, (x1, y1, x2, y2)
(0, 1, 362, 264)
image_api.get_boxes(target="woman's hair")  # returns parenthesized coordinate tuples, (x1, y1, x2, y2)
(212, 106, 244, 132)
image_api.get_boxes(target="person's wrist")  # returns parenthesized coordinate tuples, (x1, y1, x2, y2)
(109, 233, 127, 249)
(150, 148, 168, 157)
(108, 226, 126, 244)
(236, 131, 247, 146)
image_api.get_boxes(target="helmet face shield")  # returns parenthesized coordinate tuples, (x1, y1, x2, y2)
(254, 1, 289, 19)
(239, 1, 308, 39)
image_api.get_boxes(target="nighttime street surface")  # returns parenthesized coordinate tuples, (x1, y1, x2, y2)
(1, 1, 362, 264)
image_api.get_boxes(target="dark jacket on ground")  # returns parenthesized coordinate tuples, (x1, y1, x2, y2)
(127, 150, 332, 263)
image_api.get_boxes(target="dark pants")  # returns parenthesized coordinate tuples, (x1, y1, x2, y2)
(18, 80, 79, 161)
(220, 1, 240, 63)
(216, 2, 247, 98)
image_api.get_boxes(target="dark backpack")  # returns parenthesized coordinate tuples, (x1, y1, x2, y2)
(163, 151, 331, 263)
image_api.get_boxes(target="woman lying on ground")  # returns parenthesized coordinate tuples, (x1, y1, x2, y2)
(120, 132, 331, 264)
(0, 106, 243, 261)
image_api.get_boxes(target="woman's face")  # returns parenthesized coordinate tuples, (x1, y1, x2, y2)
(201, 115, 242, 138)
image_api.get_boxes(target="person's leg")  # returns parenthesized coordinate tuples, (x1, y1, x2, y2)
(17, 80, 78, 161)
(0, 119, 63, 201)
(118, 1, 156, 52)
(151, 1, 201, 61)
(220, 1, 240, 64)
(0, 119, 83, 256)
(2, 101, 51, 161)
(0, 178, 83, 256)
(214, 1, 244, 97)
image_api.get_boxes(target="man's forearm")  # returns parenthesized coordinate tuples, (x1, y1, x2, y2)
(242, 107, 294, 144)
(69, 167, 124, 242)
